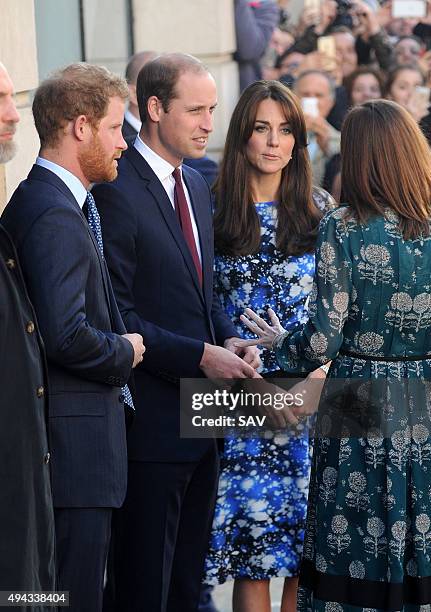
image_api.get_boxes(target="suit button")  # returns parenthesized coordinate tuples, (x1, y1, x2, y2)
(119, 394, 124, 403)
(44, 452, 50, 465)
(26, 321, 35, 334)
(5, 258, 16, 270)
(36, 386, 45, 398)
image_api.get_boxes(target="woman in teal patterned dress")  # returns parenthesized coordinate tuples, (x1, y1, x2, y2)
(238, 100, 431, 611)
(203, 81, 334, 611)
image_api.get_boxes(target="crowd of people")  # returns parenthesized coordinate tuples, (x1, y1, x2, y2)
(258, 0, 431, 201)
(2, 1, 431, 612)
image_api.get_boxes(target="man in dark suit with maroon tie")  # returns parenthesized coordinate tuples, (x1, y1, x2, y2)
(93, 53, 260, 611)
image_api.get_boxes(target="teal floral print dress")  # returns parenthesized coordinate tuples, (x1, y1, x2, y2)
(274, 206, 431, 611)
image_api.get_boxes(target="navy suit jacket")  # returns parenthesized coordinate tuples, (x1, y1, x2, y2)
(121, 118, 137, 141)
(1, 165, 134, 507)
(93, 147, 236, 462)
(184, 156, 218, 188)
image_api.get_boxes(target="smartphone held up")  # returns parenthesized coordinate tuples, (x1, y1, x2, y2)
(391, 0, 426, 18)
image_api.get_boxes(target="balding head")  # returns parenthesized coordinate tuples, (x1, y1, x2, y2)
(124, 51, 157, 120)
(0, 62, 20, 163)
(125, 51, 157, 86)
(295, 70, 335, 118)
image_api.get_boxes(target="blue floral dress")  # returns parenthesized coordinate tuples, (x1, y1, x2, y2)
(273, 206, 431, 611)
(204, 189, 334, 584)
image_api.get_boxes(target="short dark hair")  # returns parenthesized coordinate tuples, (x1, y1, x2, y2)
(33, 63, 129, 148)
(330, 25, 355, 37)
(136, 53, 208, 123)
(275, 48, 304, 70)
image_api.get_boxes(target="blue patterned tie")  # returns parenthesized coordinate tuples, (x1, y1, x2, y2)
(86, 192, 135, 410)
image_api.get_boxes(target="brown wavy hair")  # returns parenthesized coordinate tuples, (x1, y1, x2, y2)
(33, 63, 129, 148)
(213, 80, 321, 256)
(341, 100, 431, 239)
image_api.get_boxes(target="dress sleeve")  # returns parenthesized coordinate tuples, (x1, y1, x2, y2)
(274, 210, 353, 373)
(312, 186, 337, 213)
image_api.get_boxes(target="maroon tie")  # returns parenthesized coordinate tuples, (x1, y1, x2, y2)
(172, 167, 203, 286)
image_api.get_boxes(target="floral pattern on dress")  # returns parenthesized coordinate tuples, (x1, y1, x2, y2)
(204, 188, 334, 584)
(275, 206, 431, 611)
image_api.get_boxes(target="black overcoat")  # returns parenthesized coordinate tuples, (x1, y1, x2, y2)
(0, 224, 55, 604)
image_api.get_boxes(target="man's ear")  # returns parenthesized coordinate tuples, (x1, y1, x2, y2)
(73, 115, 91, 141)
(147, 96, 162, 123)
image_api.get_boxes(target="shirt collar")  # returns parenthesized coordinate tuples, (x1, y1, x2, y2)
(124, 108, 142, 133)
(36, 157, 88, 208)
(134, 135, 181, 182)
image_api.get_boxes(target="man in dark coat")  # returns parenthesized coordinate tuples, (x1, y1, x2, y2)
(0, 61, 56, 603)
(1, 63, 145, 612)
(93, 53, 260, 611)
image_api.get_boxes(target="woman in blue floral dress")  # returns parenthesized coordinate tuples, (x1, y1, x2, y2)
(238, 100, 431, 611)
(204, 80, 334, 611)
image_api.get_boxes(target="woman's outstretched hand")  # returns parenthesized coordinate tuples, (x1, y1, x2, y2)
(234, 307, 287, 350)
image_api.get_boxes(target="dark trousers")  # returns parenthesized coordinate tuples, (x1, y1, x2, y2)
(106, 446, 219, 612)
(54, 508, 112, 612)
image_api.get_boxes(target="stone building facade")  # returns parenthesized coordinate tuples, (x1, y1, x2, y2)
(0, 0, 239, 210)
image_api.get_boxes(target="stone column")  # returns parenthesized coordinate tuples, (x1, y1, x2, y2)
(0, 0, 39, 212)
(82, 0, 131, 75)
(131, 0, 239, 159)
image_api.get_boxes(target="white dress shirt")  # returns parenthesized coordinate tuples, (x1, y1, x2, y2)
(36, 157, 87, 209)
(134, 136, 202, 262)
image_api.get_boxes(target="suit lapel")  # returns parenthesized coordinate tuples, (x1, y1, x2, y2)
(83, 209, 124, 334)
(81, 209, 117, 328)
(29, 166, 116, 327)
(182, 170, 212, 307)
(126, 148, 205, 303)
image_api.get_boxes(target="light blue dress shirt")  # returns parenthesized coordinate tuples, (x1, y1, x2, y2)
(36, 157, 87, 209)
